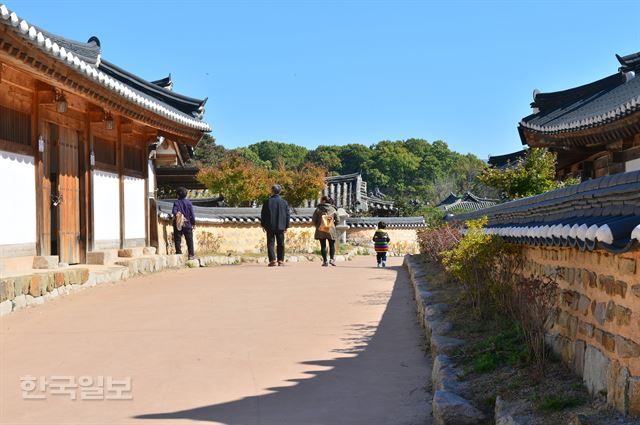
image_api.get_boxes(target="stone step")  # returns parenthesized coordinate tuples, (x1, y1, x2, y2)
(0, 256, 36, 276)
(86, 250, 118, 265)
(118, 247, 145, 258)
(32, 256, 59, 269)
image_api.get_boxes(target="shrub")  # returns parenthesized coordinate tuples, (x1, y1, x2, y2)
(441, 217, 508, 316)
(535, 393, 585, 412)
(417, 224, 462, 264)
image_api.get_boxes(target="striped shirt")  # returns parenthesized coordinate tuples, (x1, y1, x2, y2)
(373, 230, 390, 252)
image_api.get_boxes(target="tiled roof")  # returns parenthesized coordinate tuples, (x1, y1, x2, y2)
(346, 217, 425, 229)
(437, 192, 498, 212)
(519, 51, 639, 136)
(0, 4, 210, 132)
(488, 150, 526, 169)
(450, 171, 640, 254)
(156, 200, 424, 228)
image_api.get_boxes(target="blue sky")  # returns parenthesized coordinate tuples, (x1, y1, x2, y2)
(11, 0, 640, 159)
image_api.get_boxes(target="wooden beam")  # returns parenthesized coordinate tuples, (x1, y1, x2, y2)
(32, 78, 43, 255)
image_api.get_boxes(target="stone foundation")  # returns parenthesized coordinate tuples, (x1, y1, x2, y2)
(522, 246, 640, 415)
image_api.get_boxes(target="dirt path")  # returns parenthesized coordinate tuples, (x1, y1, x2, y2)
(0, 256, 431, 425)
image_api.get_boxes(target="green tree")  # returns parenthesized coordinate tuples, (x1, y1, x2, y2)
(193, 134, 226, 166)
(477, 147, 579, 199)
(248, 140, 309, 169)
(306, 145, 343, 172)
(339, 144, 373, 174)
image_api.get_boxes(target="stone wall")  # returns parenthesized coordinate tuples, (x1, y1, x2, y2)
(157, 219, 421, 256)
(346, 228, 419, 255)
(523, 246, 640, 415)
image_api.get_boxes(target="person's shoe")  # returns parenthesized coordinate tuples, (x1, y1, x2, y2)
(322, 261, 328, 267)
(382, 261, 386, 267)
(377, 263, 382, 268)
(188, 255, 195, 261)
(329, 259, 337, 266)
(268, 261, 277, 267)
(277, 261, 284, 266)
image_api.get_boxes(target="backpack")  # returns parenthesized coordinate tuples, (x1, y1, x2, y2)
(175, 211, 186, 231)
(319, 213, 334, 233)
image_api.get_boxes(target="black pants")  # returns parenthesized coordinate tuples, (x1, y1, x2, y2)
(267, 231, 285, 262)
(174, 226, 194, 257)
(376, 252, 387, 264)
(319, 239, 335, 262)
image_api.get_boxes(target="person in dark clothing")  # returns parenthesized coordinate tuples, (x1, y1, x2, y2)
(260, 184, 290, 266)
(312, 196, 338, 267)
(172, 187, 196, 260)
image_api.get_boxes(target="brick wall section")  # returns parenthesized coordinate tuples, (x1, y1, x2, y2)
(523, 246, 640, 415)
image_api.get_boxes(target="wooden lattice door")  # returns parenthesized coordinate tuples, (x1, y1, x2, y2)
(56, 126, 81, 264)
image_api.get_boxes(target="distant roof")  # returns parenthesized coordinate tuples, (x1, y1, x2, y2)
(519, 50, 640, 140)
(488, 150, 526, 169)
(0, 4, 210, 132)
(437, 192, 499, 213)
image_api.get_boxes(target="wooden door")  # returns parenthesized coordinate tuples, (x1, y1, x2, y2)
(57, 127, 81, 264)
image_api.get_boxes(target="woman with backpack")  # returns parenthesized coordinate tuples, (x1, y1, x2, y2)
(312, 196, 338, 267)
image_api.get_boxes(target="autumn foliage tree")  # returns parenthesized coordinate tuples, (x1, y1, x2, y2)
(197, 153, 271, 207)
(271, 161, 327, 208)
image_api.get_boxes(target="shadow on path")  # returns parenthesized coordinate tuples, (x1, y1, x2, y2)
(133, 266, 431, 425)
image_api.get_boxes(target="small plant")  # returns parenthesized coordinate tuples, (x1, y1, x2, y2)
(535, 393, 585, 412)
(197, 231, 223, 254)
(416, 224, 462, 264)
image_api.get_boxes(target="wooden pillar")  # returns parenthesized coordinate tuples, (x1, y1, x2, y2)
(143, 141, 149, 247)
(32, 84, 43, 255)
(117, 115, 124, 249)
(84, 108, 93, 254)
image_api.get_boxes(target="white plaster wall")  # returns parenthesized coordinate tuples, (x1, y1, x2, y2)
(147, 160, 155, 195)
(124, 176, 146, 240)
(0, 150, 36, 245)
(93, 171, 120, 243)
(626, 158, 640, 172)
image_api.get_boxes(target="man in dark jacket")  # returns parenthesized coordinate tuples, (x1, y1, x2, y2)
(172, 187, 196, 260)
(261, 184, 290, 266)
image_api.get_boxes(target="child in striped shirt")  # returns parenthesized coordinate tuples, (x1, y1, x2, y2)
(372, 221, 391, 267)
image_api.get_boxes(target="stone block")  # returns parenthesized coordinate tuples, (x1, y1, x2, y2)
(598, 274, 615, 291)
(13, 276, 30, 296)
(428, 320, 454, 336)
(558, 310, 570, 328)
(432, 390, 485, 425)
(43, 273, 55, 292)
(593, 302, 606, 325)
(32, 256, 59, 269)
(115, 260, 138, 276)
(629, 377, 640, 416)
(578, 321, 594, 338)
(607, 361, 630, 414)
(581, 269, 597, 288)
(632, 284, 640, 298)
(118, 248, 143, 258)
(615, 336, 640, 358)
(186, 259, 200, 268)
(0, 299, 12, 316)
(0, 278, 15, 302)
(29, 275, 43, 297)
(614, 305, 632, 326)
(583, 345, 611, 395)
(86, 251, 114, 265)
(54, 272, 65, 287)
(602, 332, 616, 353)
(613, 280, 628, 298)
(26, 295, 44, 306)
(143, 246, 157, 255)
(431, 335, 465, 355)
(12, 294, 26, 310)
(618, 257, 636, 275)
(432, 355, 464, 393)
(577, 295, 591, 316)
(573, 340, 586, 376)
(568, 315, 579, 338)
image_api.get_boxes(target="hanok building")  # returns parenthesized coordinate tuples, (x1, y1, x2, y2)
(519, 51, 640, 180)
(0, 5, 209, 267)
(436, 192, 499, 213)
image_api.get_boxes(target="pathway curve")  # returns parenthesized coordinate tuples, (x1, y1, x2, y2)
(0, 256, 431, 425)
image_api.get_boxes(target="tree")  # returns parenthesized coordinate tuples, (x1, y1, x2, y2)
(248, 140, 309, 169)
(197, 153, 271, 207)
(306, 145, 343, 172)
(339, 144, 373, 174)
(270, 161, 327, 208)
(477, 147, 579, 199)
(193, 134, 226, 166)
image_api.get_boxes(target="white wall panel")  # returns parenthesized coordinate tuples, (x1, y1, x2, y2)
(0, 151, 36, 245)
(93, 171, 120, 243)
(124, 176, 146, 240)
